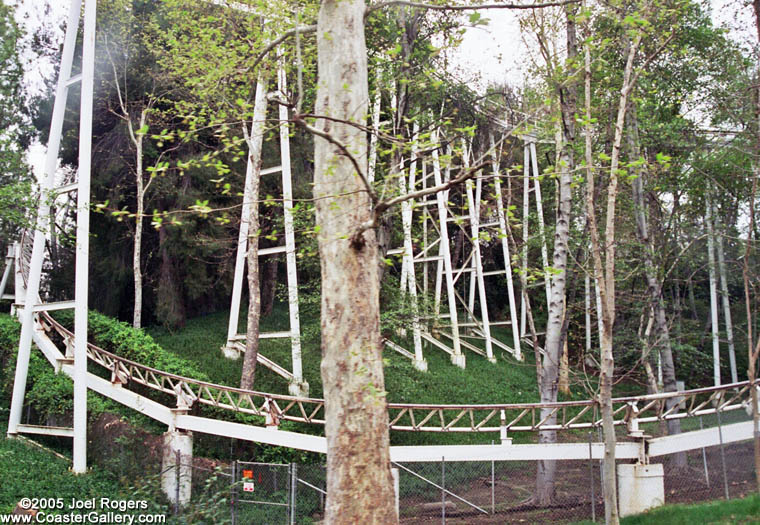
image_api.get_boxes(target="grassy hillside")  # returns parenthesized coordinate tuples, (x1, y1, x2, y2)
(0, 423, 122, 514)
(147, 304, 588, 446)
(147, 305, 549, 405)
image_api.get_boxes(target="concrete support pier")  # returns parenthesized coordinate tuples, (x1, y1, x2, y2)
(161, 430, 193, 508)
(617, 463, 664, 517)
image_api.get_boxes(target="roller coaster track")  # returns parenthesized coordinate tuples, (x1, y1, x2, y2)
(7, 232, 760, 462)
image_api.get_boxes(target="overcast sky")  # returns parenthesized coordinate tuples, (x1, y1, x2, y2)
(10, 0, 758, 181)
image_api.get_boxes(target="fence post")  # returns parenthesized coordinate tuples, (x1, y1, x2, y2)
(441, 457, 446, 525)
(174, 450, 180, 515)
(699, 417, 710, 488)
(231, 460, 237, 525)
(589, 432, 595, 522)
(491, 442, 495, 514)
(716, 409, 729, 499)
(290, 463, 298, 525)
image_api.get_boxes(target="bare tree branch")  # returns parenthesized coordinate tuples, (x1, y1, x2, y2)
(366, 0, 580, 15)
(292, 113, 378, 205)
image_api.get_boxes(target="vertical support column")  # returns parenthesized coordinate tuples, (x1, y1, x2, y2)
(402, 124, 425, 371)
(225, 75, 270, 359)
(0, 246, 12, 300)
(8, 0, 82, 437)
(706, 196, 721, 386)
(391, 467, 400, 518)
(529, 140, 551, 308)
(520, 142, 529, 336)
(368, 67, 382, 185)
(491, 136, 521, 360)
(72, 0, 97, 474)
(161, 430, 193, 508)
(432, 128, 463, 368)
(464, 170, 494, 362)
(278, 66, 308, 396)
(13, 242, 24, 308)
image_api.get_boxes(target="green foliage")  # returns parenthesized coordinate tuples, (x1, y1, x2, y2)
(0, 422, 122, 514)
(573, 493, 760, 524)
(55, 310, 209, 381)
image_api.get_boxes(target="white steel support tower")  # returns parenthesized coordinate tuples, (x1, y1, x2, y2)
(519, 135, 550, 337)
(7, 0, 96, 474)
(224, 62, 307, 397)
(386, 126, 525, 368)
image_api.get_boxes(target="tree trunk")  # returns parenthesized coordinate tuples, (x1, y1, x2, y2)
(715, 212, 738, 383)
(534, 3, 577, 504)
(627, 103, 684, 466)
(584, 28, 641, 525)
(314, 0, 397, 522)
(133, 131, 143, 329)
(157, 225, 185, 330)
(706, 194, 721, 386)
(240, 77, 268, 391)
(260, 257, 278, 318)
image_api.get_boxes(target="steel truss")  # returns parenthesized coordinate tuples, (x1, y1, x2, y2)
(224, 62, 307, 397)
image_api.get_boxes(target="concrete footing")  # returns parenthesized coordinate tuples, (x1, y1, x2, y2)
(161, 430, 193, 508)
(450, 353, 466, 369)
(617, 463, 664, 517)
(288, 380, 310, 397)
(413, 359, 428, 372)
(221, 345, 240, 360)
(391, 467, 399, 518)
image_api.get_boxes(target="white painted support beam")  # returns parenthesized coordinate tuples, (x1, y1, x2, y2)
(389, 442, 641, 462)
(463, 163, 494, 362)
(175, 414, 327, 453)
(30, 301, 76, 312)
(277, 64, 306, 396)
(72, 0, 96, 474)
(647, 420, 752, 457)
(402, 123, 425, 370)
(32, 328, 66, 369)
(65, 73, 82, 86)
(0, 251, 12, 301)
(8, 0, 83, 444)
(520, 143, 529, 336)
(431, 128, 463, 367)
(54, 182, 79, 194)
(491, 134, 521, 360)
(17, 424, 74, 437)
(258, 246, 287, 256)
(226, 76, 268, 348)
(529, 141, 551, 308)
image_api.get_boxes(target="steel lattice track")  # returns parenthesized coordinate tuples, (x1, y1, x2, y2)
(39, 311, 755, 434)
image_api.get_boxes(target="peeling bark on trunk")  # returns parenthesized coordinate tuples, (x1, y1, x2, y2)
(315, 1, 397, 522)
(240, 78, 268, 391)
(534, 3, 577, 505)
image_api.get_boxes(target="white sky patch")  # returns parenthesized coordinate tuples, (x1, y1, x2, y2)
(447, 10, 528, 93)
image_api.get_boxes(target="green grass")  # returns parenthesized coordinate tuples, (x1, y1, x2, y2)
(574, 493, 760, 524)
(0, 423, 122, 514)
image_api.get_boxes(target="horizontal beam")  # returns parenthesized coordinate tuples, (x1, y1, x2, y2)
(390, 442, 641, 462)
(647, 420, 753, 457)
(175, 414, 327, 453)
(17, 424, 74, 437)
(30, 301, 76, 312)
